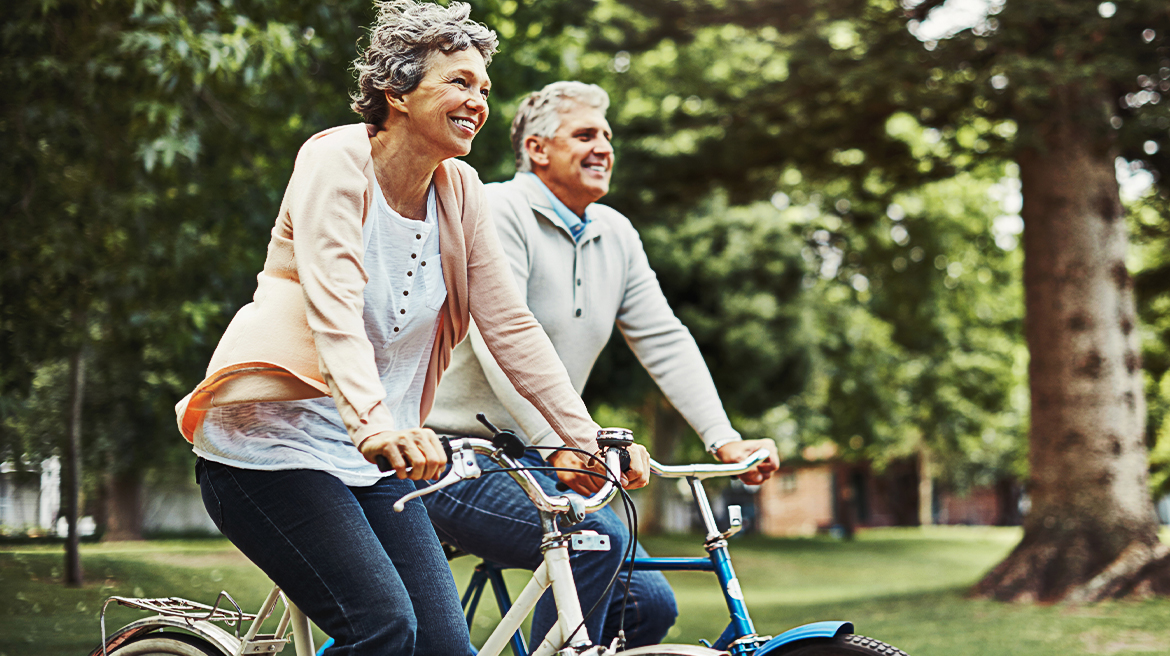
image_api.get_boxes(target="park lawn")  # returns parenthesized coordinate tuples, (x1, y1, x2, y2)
(2, 527, 1170, 656)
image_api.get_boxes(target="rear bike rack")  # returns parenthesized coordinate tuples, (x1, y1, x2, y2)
(95, 587, 292, 656)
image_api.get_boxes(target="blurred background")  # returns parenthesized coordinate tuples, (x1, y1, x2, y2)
(2, 0, 1170, 653)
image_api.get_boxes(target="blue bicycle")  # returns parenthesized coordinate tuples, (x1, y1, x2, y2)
(455, 451, 909, 656)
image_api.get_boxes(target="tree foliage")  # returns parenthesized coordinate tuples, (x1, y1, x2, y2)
(4, 0, 1169, 574)
(0, 0, 610, 530)
(1, 0, 347, 520)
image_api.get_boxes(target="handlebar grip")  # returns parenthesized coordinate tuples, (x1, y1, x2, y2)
(375, 437, 454, 474)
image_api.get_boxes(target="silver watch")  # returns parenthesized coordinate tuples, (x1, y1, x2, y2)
(706, 436, 742, 456)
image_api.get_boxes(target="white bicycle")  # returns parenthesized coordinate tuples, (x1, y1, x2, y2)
(90, 425, 727, 656)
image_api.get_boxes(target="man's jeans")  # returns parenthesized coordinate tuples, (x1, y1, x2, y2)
(197, 459, 472, 656)
(420, 452, 677, 648)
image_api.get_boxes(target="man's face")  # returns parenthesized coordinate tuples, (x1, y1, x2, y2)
(529, 103, 614, 215)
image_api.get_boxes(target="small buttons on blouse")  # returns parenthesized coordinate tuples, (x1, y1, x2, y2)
(412, 253, 417, 259)
(575, 309, 582, 317)
(400, 309, 406, 315)
(407, 271, 413, 277)
(403, 290, 409, 296)
(416, 234, 422, 240)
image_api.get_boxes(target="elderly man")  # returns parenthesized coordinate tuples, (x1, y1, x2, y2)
(423, 81, 779, 649)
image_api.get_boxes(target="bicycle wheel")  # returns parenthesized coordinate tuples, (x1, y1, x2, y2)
(618, 645, 728, 655)
(768, 633, 908, 656)
(107, 632, 224, 656)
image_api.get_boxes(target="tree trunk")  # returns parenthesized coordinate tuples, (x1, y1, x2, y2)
(63, 347, 84, 587)
(995, 477, 1021, 526)
(104, 469, 145, 541)
(918, 447, 934, 527)
(834, 464, 856, 540)
(973, 99, 1166, 602)
(637, 392, 687, 535)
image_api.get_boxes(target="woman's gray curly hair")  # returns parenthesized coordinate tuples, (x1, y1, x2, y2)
(351, 0, 499, 126)
(510, 81, 610, 172)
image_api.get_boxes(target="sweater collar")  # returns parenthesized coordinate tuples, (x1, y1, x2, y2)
(517, 172, 593, 242)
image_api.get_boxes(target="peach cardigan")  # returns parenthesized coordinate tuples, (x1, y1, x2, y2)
(175, 124, 599, 452)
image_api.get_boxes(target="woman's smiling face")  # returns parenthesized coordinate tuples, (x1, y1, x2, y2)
(396, 48, 491, 160)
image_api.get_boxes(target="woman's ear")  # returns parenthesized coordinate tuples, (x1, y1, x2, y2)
(384, 89, 408, 115)
(525, 136, 549, 167)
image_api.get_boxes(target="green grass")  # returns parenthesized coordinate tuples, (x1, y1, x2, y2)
(4, 528, 1170, 655)
(642, 527, 1170, 655)
(0, 540, 308, 656)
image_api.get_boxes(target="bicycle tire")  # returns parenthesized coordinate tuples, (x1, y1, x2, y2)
(767, 633, 908, 656)
(617, 645, 728, 655)
(107, 632, 225, 656)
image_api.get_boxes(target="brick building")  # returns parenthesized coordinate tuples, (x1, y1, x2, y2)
(753, 445, 1021, 536)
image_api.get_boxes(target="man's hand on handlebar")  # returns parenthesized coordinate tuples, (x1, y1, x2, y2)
(360, 428, 448, 481)
(715, 439, 779, 485)
(548, 450, 605, 495)
(623, 443, 650, 489)
(548, 443, 651, 495)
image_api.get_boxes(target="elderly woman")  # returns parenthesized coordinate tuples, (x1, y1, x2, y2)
(174, 2, 648, 654)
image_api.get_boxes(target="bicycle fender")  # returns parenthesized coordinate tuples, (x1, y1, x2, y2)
(88, 616, 240, 656)
(752, 621, 854, 656)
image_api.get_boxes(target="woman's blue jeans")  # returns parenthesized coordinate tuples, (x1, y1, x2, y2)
(419, 452, 677, 648)
(197, 458, 472, 656)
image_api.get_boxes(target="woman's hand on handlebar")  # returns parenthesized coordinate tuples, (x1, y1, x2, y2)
(360, 428, 448, 481)
(715, 438, 779, 485)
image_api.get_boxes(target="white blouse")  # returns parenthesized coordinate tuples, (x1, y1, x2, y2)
(194, 183, 446, 486)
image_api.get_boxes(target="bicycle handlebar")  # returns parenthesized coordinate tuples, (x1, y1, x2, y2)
(389, 437, 625, 517)
(648, 448, 770, 480)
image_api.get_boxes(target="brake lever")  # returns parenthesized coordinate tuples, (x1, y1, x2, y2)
(476, 413, 527, 459)
(392, 443, 481, 512)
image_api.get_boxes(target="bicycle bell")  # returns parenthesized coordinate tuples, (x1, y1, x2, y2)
(596, 427, 634, 447)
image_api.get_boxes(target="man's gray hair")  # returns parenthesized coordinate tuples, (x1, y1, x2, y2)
(351, 0, 499, 126)
(510, 81, 610, 172)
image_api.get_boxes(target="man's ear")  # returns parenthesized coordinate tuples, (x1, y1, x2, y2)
(384, 89, 408, 115)
(525, 136, 550, 167)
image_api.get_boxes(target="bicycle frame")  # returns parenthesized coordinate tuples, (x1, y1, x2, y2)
(458, 466, 852, 656)
(477, 511, 608, 656)
(315, 436, 633, 656)
(92, 438, 764, 656)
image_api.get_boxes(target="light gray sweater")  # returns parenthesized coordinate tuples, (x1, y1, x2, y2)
(426, 174, 741, 451)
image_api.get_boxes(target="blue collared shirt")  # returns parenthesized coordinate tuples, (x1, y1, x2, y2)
(520, 172, 591, 241)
